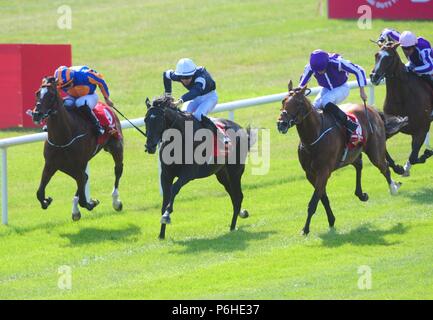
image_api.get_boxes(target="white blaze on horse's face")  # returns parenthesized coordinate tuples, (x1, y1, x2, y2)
(40, 87, 48, 99)
(373, 50, 390, 73)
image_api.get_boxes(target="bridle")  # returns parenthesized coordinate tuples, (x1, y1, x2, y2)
(32, 85, 59, 123)
(279, 89, 313, 127)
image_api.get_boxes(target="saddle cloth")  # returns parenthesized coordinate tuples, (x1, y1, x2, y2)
(346, 112, 365, 149)
(93, 101, 122, 145)
(210, 118, 232, 158)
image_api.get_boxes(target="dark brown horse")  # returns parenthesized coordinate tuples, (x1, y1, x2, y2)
(144, 96, 253, 239)
(277, 81, 405, 235)
(31, 77, 124, 220)
(370, 42, 433, 176)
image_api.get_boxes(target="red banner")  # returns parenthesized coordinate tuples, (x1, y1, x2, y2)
(0, 44, 71, 129)
(328, 0, 433, 20)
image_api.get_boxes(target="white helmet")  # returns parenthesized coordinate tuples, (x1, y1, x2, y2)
(174, 58, 197, 77)
(399, 31, 417, 48)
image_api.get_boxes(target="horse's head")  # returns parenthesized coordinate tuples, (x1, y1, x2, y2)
(277, 80, 312, 134)
(370, 41, 401, 86)
(143, 96, 175, 154)
(32, 77, 60, 125)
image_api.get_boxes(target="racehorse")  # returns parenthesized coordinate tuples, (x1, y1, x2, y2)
(370, 42, 433, 176)
(277, 81, 406, 235)
(31, 77, 124, 220)
(144, 96, 254, 239)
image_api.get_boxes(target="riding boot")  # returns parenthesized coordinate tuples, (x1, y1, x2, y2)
(81, 105, 105, 137)
(323, 102, 358, 134)
(200, 115, 230, 144)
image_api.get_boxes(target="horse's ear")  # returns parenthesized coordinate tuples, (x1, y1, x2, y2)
(299, 85, 308, 94)
(145, 97, 151, 109)
(288, 80, 293, 92)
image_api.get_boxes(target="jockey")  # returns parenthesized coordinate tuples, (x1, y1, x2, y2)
(378, 29, 433, 89)
(54, 65, 114, 136)
(299, 49, 368, 134)
(163, 58, 223, 140)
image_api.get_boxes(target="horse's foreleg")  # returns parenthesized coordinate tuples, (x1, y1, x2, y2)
(352, 155, 369, 202)
(159, 172, 175, 240)
(160, 175, 191, 225)
(37, 163, 57, 209)
(302, 171, 329, 236)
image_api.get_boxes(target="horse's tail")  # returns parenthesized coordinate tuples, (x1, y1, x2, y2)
(246, 125, 258, 152)
(378, 111, 408, 139)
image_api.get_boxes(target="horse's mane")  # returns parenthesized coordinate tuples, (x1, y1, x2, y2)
(152, 96, 195, 121)
(288, 88, 314, 111)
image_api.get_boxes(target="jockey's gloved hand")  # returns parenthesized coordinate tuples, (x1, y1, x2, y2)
(173, 99, 183, 107)
(105, 97, 114, 107)
(405, 64, 414, 73)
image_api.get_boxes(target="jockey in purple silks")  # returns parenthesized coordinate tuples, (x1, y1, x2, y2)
(299, 49, 368, 134)
(378, 29, 433, 90)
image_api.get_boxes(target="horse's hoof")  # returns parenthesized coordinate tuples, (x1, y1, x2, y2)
(239, 209, 249, 219)
(402, 171, 410, 177)
(87, 199, 100, 211)
(113, 201, 123, 212)
(424, 149, 433, 158)
(394, 165, 405, 175)
(161, 213, 171, 225)
(41, 197, 53, 210)
(390, 181, 402, 195)
(72, 211, 81, 221)
(301, 229, 309, 236)
(357, 193, 369, 202)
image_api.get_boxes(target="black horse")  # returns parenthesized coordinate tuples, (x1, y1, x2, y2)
(144, 96, 254, 239)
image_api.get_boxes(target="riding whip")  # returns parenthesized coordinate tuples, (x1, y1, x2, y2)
(110, 104, 147, 137)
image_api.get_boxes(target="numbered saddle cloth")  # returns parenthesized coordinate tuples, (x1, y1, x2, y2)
(93, 101, 122, 145)
(346, 112, 365, 150)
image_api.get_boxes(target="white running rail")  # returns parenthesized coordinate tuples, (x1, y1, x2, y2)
(0, 80, 379, 224)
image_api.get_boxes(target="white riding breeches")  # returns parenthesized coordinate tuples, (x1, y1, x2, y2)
(64, 93, 99, 109)
(313, 83, 350, 109)
(186, 90, 218, 121)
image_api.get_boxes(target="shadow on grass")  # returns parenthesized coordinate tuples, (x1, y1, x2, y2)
(60, 224, 141, 246)
(401, 187, 433, 204)
(319, 223, 408, 248)
(171, 228, 276, 254)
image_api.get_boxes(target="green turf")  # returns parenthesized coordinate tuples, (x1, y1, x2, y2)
(1, 0, 433, 299)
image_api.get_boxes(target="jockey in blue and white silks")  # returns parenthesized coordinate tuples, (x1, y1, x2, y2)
(378, 29, 433, 89)
(163, 58, 227, 142)
(163, 58, 217, 121)
(298, 49, 368, 134)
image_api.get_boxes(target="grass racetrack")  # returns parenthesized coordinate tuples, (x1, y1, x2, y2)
(1, 0, 433, 299)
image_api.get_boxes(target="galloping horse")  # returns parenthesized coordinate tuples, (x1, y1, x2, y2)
(144, 96, 253, 239)
(31, 77, 124, 220)
(370, 42, 433, 176)
(277, 81, 405, 235)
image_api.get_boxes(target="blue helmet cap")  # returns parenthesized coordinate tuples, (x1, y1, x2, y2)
(310, 50, 329, 72)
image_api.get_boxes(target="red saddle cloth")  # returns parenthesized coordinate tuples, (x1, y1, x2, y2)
(93, 101, 122, 145)
(212, 119, 231, 158)
(346, 112, 365, 150)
